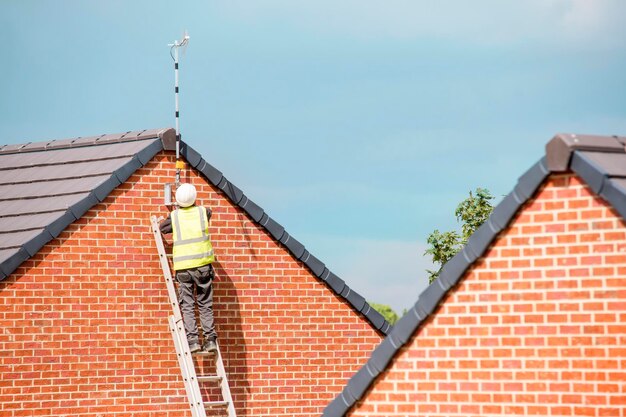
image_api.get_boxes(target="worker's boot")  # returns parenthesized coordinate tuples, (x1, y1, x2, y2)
(202, 338, 218, 354)
(188, 342, 201, 354)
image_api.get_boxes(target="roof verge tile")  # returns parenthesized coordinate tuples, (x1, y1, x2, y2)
(599, 179, 626, 220)
(197, 160, 224, 186)
(22, 230, 54, 257)
(0, 248, 29, 277)
(180, 142, 202, 168)
(570, 151, 609, 194)
(237, 196, 264, 222)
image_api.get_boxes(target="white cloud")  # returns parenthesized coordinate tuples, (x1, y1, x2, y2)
(301, 235, 433, 314)
(215, 0, 626, 49)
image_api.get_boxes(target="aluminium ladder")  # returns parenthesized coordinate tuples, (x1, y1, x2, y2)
(150, 215, 236, 417)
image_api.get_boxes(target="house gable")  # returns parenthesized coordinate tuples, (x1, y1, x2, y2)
(0, 131, 388, 416)
(0, 129, 390, 336)
(324, 133, 626, 416)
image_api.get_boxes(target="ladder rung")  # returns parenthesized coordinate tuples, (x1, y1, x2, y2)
(204, 401, 229, 408)
(197, 375, 222, 383)
(193, 350, 217, 357)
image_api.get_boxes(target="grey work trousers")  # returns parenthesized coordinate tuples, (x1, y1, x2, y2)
(175, 264, 217, 345)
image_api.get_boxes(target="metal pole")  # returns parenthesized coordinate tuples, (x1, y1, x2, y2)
(169, 33, 189, 188)
(174, 44, 181, 186)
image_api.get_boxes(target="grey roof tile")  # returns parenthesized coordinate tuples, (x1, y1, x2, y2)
(259, 214, 285, 241)
(45, 210, 76, 238)
(198, 160, 224, 185)
(0, 139, 157, 169)
(465, 218, 501, 260)
(0, 157, 133, 184)
(599, 178, 626, 220)
(571, 152, 609, 194)
(546, 133, 624, 171)
(0, 248, 19, 264)
(1, 143, 28, 153)
(19, 141, 49, 152)
(218, 180, 244, 205)
(489, 191, 521, 229)
(0, 229, 46, 250)
(22, 229, 54, 256)
(515, 157, 550, 200)
(68, 194, 100, 219)
(576, 151, 626, 178)
(302, 253, 326, 277)
(180, 142, 202, 167)
(0, 211, 66, 233)
(112, 157, 143, 183)
(280, 233, 306, 259)
(0, 175, 111, 200)
(437, 247, 473, 290)
(45, 138, 79, 150)
(136, 140, 163, 165)
(340, 287, 366, 312)
(70, 135, 106, 146)
(0, 193, 91, 217)
(325, 272, 346, 294)
(237, 196, 264, 223)
(0, 247, 28, 277)
(93, 176, 122, 202)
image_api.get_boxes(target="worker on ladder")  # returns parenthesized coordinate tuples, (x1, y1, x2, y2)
(160, 183, 218, 354)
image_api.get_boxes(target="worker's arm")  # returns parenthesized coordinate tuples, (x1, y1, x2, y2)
(205, 206, 212, 221)
(159, 213, 172, 234)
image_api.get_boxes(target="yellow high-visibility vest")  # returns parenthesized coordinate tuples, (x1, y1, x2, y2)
(171, 206, 215, 271)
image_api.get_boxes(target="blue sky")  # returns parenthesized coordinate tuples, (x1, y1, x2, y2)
(1, 1, 625, 313)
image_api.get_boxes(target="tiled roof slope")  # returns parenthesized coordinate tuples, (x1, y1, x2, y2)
(0, 128, 171, 281)
(323, 133, 626, 417)
(0, 129, 391, 335)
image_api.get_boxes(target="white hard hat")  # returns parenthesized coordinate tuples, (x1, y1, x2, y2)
(175, 183, 197, 207)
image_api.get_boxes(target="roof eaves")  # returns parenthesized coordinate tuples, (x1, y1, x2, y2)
(180, 141, 392, 335)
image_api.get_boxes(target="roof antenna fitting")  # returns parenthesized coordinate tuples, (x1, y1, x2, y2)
(168, 31, 190, 187)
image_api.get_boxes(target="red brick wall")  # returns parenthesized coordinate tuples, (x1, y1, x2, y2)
(349, 173, 626, 417)
(0, 151, 383, 417)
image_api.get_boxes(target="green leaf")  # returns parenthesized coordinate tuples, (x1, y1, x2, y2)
(424, 187, 494, 284)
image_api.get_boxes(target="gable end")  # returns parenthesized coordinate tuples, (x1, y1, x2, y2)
(324, 132, 626, 416)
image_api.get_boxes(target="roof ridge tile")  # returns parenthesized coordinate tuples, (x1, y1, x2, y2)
(0, 128, 174, 155)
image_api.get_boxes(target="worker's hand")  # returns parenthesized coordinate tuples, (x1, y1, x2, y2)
(157, 216, 165, 222)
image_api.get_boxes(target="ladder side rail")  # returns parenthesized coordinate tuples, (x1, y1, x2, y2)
(169, 315, 207, 417)
(151, 215, 182, 321)
(215, 342, 237, 417)
(152, 215, 236, 416)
